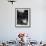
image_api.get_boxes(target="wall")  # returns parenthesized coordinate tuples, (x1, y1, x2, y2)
(0, 0, 46, 42)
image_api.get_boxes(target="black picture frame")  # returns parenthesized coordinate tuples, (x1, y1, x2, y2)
(15, 8, 31, 28)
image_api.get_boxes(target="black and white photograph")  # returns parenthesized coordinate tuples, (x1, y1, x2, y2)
(15, 8, 31, 27)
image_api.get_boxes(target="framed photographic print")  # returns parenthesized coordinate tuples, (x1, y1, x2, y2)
(15, 8, 31, 28)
